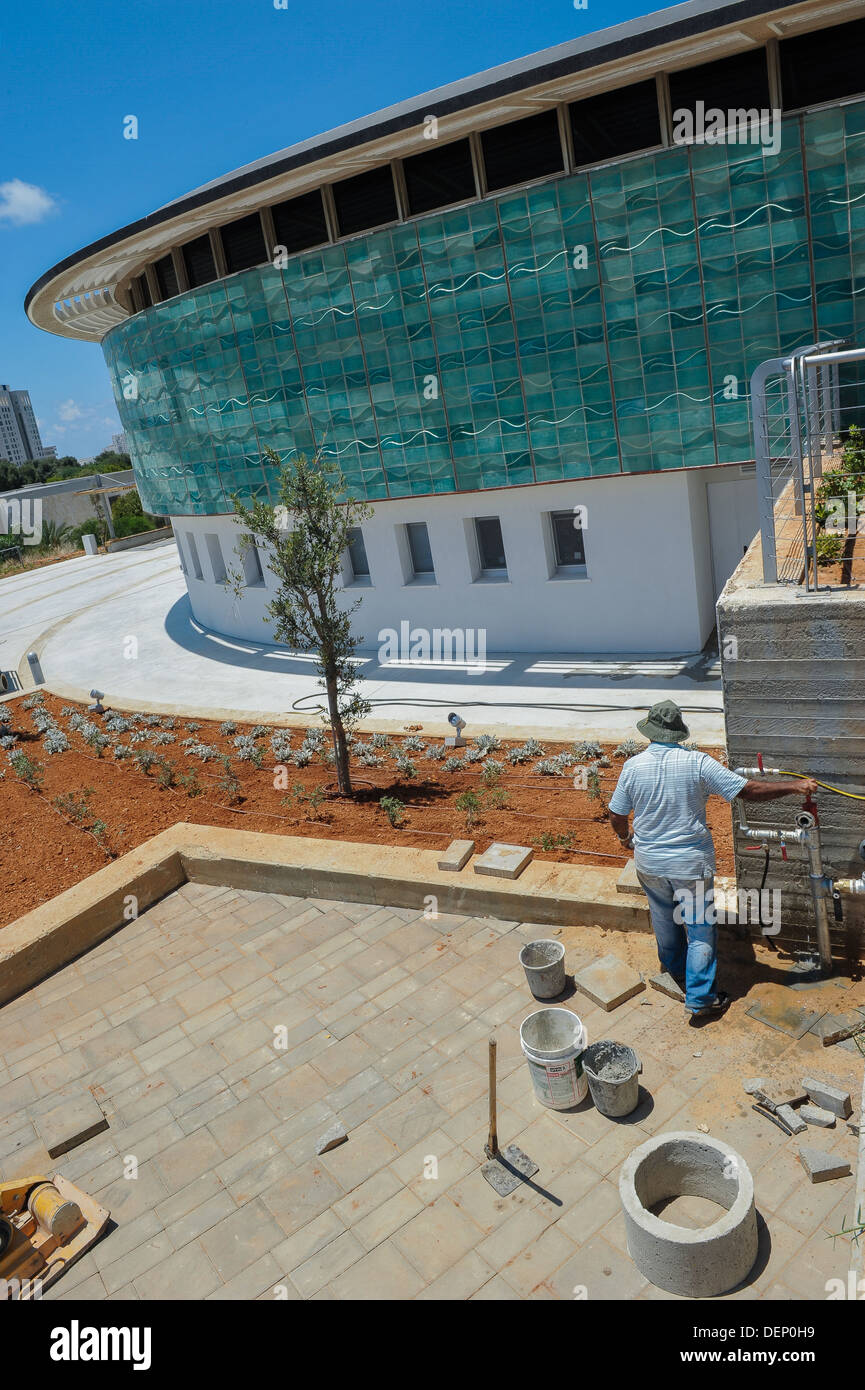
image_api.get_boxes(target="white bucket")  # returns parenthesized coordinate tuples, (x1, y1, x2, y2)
(519, 1007, 588, 1110)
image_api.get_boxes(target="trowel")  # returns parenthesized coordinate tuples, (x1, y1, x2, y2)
(480, 1035, 539, 1196)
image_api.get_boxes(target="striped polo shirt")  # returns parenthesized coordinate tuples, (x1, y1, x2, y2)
(608, 743, 747, 878)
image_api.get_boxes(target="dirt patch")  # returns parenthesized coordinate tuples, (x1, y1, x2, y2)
(0, 693, 735, 928)
(558, 918, 865, 1100)
(0, 543, 88, 580)
(816, 529, 865, 587)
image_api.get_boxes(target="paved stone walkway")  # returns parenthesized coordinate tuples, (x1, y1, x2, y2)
(0, 884, 858, 1300)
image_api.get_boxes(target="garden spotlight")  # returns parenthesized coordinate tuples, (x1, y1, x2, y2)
(446, 711, 467, 747)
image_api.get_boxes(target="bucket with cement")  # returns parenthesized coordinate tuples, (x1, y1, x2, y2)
(519, 939, 566, 998)
(582, 1040, 641, 1117)
(519, 1007, 588, 1109)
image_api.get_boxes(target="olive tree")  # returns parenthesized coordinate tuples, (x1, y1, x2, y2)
(230, 447, 372, 795)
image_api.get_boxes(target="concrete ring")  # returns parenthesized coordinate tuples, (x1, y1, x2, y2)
(619, 1131, 759, 1297)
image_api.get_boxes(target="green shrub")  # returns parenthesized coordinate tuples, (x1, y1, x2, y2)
(178, 770, 203, 797)
(455, 790, 482, 832)
(481, 760, 503, 788)
(816, 532, 844, 565)
(380, 795, 406, 827)
(483, 785, 510, 811)
(10, 750, 43, 790)
(533, 831, 576, 852)
(52, 788, 94, 823)
(155, 758, 176, 789)
(67, 518, 107, 550)
(218, 764, 241, 805)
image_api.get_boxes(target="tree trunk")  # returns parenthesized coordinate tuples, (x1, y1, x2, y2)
(324, 669, 352, 796)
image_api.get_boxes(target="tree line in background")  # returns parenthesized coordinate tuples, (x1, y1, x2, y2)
(0, 448, 131, 494)
(0, 448, 165, 567)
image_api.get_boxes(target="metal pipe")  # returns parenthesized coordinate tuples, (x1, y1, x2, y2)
(738, 827, 806, 844)
(835, 877, 865, 894)
(750, 354, 789, 584)
(734, 811, 833, 972)
(789, 359, 810, 590)
(801, 347, 865, 368)
(799, 354, 821, 592)
(802, 820, 833, 973)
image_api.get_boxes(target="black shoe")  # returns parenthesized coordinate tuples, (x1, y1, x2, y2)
(688, 990, 731, 1022)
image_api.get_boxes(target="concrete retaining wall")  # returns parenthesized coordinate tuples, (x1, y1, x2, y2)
(105, 525, 172, 552)
(716, 533, 865, 962)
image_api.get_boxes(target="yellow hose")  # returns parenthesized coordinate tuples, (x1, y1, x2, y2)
(778, 770, 865, 801)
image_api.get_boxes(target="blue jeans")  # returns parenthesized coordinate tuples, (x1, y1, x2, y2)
(636, 871, 718, 1013)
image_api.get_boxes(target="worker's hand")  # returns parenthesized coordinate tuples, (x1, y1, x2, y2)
(799, 778, 818, 796)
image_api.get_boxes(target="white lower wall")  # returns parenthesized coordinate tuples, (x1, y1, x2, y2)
(171, 466, 757, 654)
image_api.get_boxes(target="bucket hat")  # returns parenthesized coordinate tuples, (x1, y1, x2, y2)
(636, 699, 690, 744)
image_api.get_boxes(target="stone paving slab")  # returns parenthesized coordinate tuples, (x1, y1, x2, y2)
(0, 881, 859, 1302)
(438, 840, 475, 873)
(573, 954, 645, 1011)
(34, 1088, 109, 1158)
(472, 844, 533, 880)
(615, 859, 645, 896)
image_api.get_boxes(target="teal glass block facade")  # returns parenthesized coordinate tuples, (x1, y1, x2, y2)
(103, 101, 865, 518)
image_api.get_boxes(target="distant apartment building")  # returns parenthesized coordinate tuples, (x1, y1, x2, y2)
(0, 385, 47, 464)
(111, 431, 128, 455)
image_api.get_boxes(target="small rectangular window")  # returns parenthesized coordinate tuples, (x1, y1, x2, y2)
(205, 532, 227, 583)
(185, 531, 203, 580)
(475, 517, 507, 574)
(182, 234, 217, 289)
(270, 189, 329, 256)
(403, 139, 476, 216)
(347, 526, 370, 578)
(241, 537, 265, 587)
(153, 254, 179, 301)
(551, 511, 587, 571)
(668, 48, 770, 124)
(136, 273, 152, 309)
(332, 166, 398, 238)
(220, 212, 267, 274)
(480, 110, 564, 193)
(780, 17, 865, 110)
(569, 81, 661, 167)
(406, 521, 434, 576)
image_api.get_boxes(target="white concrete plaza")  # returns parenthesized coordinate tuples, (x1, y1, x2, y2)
(0, 540, 724, 741)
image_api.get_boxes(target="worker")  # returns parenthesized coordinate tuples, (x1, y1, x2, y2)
(607, 699, 817, 1023)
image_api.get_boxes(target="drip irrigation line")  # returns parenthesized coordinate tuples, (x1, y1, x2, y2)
(290, 693, 724, 717)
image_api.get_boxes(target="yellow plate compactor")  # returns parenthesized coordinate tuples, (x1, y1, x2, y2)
(0, 1175, 109, 1299)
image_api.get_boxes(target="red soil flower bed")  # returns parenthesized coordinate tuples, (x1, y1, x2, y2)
(0, 693, 734, 929)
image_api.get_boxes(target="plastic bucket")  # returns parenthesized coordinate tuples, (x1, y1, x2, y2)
(582, 1040, 641, 1117)
(519, 939, 566, 998)
(519, 1007, 588, 1109)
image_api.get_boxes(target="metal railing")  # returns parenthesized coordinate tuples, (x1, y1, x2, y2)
(751, 341, 865, 590)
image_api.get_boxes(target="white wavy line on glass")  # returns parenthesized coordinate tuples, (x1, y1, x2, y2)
(601, 201, 794, 253)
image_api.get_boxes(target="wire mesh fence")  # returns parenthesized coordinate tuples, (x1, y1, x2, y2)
(751, 342, 865, 590)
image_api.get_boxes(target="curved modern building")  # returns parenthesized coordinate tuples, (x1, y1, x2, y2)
(27, 0, 865, 652)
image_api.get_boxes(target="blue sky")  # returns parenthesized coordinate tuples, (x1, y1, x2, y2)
(3, 0, 644, 460)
